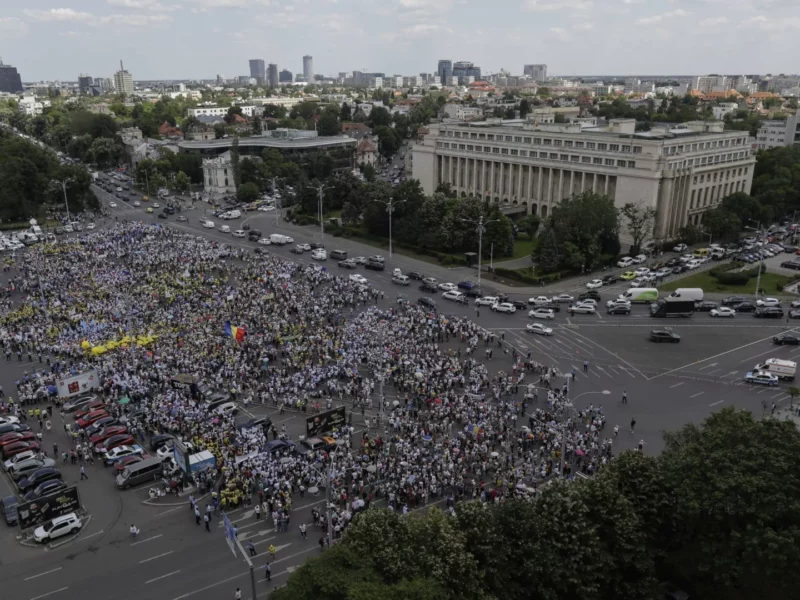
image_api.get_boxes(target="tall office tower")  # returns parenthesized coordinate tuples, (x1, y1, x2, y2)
(452, 61, 481, 84)
(437, 60, 452, 85)
(279, 69, 293, 83)
(0, 58, 22, 93)
(303, 55, 314, 83)
(267, 63, 278, 88)
(523, 64, 547, 81)
(78, 74, 93, 94)
(113, 60, 134, 96)
(249, 59, 265, 85)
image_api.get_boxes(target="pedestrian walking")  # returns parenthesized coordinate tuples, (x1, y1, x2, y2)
(299, 523, 307, 539)
(319, 536, 325, 551)
(255, 504, 261, 519)
(268, 544, 276, 561)
(613, 425, 619, 437)
(248, 540, 257, 557)
(195, 506, 201, 525)
(204, 513, 210, 531)
(583, 360, 589, 373)
(235, 588, 242, 600)
(621, 390, 627, 404)
(80, 465, 88, 480)
(264, 563, 271, 582)
(630, 417, 636, 434)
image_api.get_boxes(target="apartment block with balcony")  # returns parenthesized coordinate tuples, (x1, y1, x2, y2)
(412, 118, 755, 241)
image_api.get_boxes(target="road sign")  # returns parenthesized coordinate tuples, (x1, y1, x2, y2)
(222, 512, 237, 557)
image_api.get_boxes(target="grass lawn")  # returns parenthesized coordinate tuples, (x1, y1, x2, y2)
(493, 234, 534, 262)
(325, 209, 342, 220)
(660, 270, 795, 295)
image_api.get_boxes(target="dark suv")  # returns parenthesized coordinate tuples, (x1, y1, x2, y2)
(419, 282, 438, 293)
(365, 260, 385, 271)
(418, 297, 437, 310)
(649, 329, 680, 343)
(755, 307, 784, 318)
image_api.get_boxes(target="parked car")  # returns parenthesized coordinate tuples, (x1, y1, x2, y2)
(33, 513, 81, 543)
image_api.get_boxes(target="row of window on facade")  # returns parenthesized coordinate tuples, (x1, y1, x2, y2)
(692, 166, 749, 185)
(689, 179, 747, 210)
(438, 144, 637, 168)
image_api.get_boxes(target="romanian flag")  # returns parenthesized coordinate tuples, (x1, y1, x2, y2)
(224, 321, 246, 342)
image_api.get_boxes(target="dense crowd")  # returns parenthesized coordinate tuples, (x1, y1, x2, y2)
(0, 222, 619, 541)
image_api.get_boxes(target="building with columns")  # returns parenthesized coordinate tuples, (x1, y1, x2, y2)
(412, 118, 755, 241)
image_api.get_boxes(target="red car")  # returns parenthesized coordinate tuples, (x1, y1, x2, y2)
(113, 454, 148, 473)
(95, 433, 135, 454)
(74, 401, 106, 420)
(2, 441, 41, 459)
(89, 425, 128, 446)
(76, 409, 109, 429)
(0, 432, 35, 446)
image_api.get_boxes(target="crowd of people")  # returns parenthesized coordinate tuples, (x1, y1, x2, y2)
(0, 221, 622, 542)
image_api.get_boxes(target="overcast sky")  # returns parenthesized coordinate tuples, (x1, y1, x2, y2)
(2, 0, 799, 81)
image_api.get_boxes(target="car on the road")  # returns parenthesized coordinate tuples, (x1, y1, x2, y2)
(475, 296, 498, 307)
(617, 257, 634, 268)
(607, 304, 632, 315)
(109, 202, 117, 208)
(176, 215, 187, 222)
(0, 416, 20, 426)
(457, 281, 477, 290)
(568, 303, 596, 315)
(152, 202, 160, 209)
(526, 323, 553, 336)
(338, 259, 357, 269)
(263, 439, 296, 454)
(258, 237, 271, 245)
(536, 302, 561, 313)
(632, 254, 647, 263)
(419, 282, 438, 293)
(104, 444, 145, 465)
(233, 229, 246, 238)
(756, 297, 782, 307)
(755, 307, 784, 318)
(528, 308, 555, 319)
(33, 513, 81, 543)
(4, 450, 37, 471)
(744, 371, 779, 386)
(2, 441, 39, 460)
(673, 243, 688, 252)
(86, 223, 95, 230)
(655, 267, 672, 278)
(113, 455, 147, 474)
(0, 432, 34, 447)
(491, 302, 516, 314)
(634, 267, 650, 277)
(74, 400, 106, 419)
(649, 329, 680, 343)
(722, 295, 749, 307)
(694, 301, 719, 312)
(585, 279, 603, 289)
(553, 293, 573, 303)
(602, 274, 619, 285)
(1, 496, 18, 526)
(578, 291, 600, 302)
(735, 301, 756, 313)
(417, 297, 437, 310)
(311, 249, 327, 261)
(774, 333, 800, 345)
(297, 243, 311, 251)
(407, 272, 424, 280)
(158, 212, 168, 220)
(9, 458, 56, 481)
(352, 256, 368, 265)
(606, 298, 631, 309)
(219, 225, 231, 233)
(620, 271, 636, 281)
(349, 274, 368, 285)
(442, 290, 466, 303)
(365, 260, 384, 271)
(24, 479, 67, 502)
(710, 307, 736, 318)
(89, 425, 128, 446)
(368, 255, 385, 263)
(528, 296, 552, 306)
(391, 274, 410, 286)
(438, 282, 458, 292)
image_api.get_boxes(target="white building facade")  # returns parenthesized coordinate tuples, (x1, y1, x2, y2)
(412, 118, 755, 241)
(188, 105, 257, 118)
(755, 109, 800, 150)
(202, 151, 237, 195)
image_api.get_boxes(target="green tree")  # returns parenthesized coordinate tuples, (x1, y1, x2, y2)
(375, 126, 400, 159)
(86, 137, 120, 167)
(224, 106, 243, 125)
(251, 115, 262, 136)
(172, 171, 190, 194)
(239, 157, 264, 188)
(700, 207, 741, 241)
(340, 102, 352, 121)
(518, 213, 541, 238)
(620, 202, 657, 254)
(519, 98, 531, 118)
(318, 109, 341, 136)
(214, 123, 226, 139)
(237, 181, 259, 202)
(369, 106, 392, 128)
(229, 136, 240, 190)
(262, 103, 288, 119)
(549, 191, 619, 270)
(536, 224, 560, 272)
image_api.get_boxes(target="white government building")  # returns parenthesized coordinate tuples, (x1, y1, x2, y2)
(412, 117, 756, 241)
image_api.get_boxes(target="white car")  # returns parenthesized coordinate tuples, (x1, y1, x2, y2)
(577, 298, 598, 307)
(569, 303, 597, 314)
(656, 268, 672, 278)
(491, 302, 516, 314)
(214, 402, 239, 417)
(115, 186, 123, 192)
(641, 273, 657, 283)
(438, 283, 458, 292)
(152, 203, 160, 209)
(219, 225, 231, 233)
(108, 202, 117, 209)
(4, 449, 36, 471)
(710, 307, 736, 318)
(606, 298, 631, 309)
(634, 267, 650, 276)
(0, 416, 20, 426)
(633, 254, 647, 263)
(232, 230, 246, 238)
(297, 243, 311, 251)
(203, 221, 215, 229)
(586, 279, 603, 289)
(529, 308, 555, 319)
(475, 296, 498, 307)
(349, 274, 368, 285)
(526, 323, 553, 336)
(311, 249, 327, 260)
(553, 293, 573, 303)
(133, 201, 141, 207)
(33, 513, 81, 543)
(258, 205, 275, 212)
(284, 236, 294, 243)
(442, 290, 465, 302)
(616, 257, 634, 268)
(258, 237, 271, 245)
(352, 256, 367, 265)
(756, 297, 781, 307)
(528, 296, 552, 306)
(673, 243, 687, 252)
(744, 371, 779, 386)
(629, 277, 646, 288)
(86, 223, 95, 230)
(104, 444, 145, 465)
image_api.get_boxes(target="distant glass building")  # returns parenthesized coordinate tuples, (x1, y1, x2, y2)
(0, 58, 23, 93)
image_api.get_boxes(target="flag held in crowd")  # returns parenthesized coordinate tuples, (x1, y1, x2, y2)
(224, 321, 247, 342)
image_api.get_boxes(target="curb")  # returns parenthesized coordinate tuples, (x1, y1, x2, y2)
(142, 490, 209, 507)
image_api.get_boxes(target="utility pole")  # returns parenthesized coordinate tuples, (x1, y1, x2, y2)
(372, 197, 405, 259)
(50, 178, 74, 223)
(560, 386, 610, 477)
(747, 220, 763, 296)
(462, 215, 499, 289)
(312, 183, 330, 243)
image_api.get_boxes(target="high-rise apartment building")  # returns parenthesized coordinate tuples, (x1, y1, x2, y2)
(437, 60, 452, 86)
(452, 61, 481, 84)
(691, 75, 729, 94)
(412, 118, 754, 241)
(249, 59, 265, 85)
(0, 58, 23, 93)
(524, 64, 547, 81)
(279, 69, 293, 83)
(267, 64, 278, 88)
(113, 60, 134, 96)
(78, 74, 93, 94)
(303, 55, 313, 83)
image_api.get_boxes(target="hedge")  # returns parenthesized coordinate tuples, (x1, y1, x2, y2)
(493, 267, 566, 286)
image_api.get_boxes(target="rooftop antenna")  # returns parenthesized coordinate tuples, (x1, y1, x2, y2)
(120, 59, 124, 72)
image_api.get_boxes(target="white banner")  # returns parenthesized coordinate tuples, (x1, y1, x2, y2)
(56, 370, 100, 398)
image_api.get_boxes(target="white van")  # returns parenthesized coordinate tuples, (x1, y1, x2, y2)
(223, 210, 241, 220)
(669, 288, 704, 302)
(619, 288, 659, 303)
(686, 259, 703, 270)
(269, 234, 289, 245)
(754, 358, 796, 380)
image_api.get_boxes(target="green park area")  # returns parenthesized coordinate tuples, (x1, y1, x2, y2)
(660, 269, 794, 295)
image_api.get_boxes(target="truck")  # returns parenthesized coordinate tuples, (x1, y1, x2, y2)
(650, 298, 694, 318)
(269, 233, 289, 245)
(754, 358, 796, 380)
(668, 288, 704, 303)
(619, 288, 658, 303)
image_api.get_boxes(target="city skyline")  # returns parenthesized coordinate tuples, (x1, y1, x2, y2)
(1, 0, 799, 80)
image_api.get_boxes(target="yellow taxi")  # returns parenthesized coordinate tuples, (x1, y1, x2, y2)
(146, 207, 154, 213)
(620, 271, 636, 280)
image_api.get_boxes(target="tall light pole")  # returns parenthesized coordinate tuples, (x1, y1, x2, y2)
(306, 452, 336, 548)
(50, 178, 74, 223)
(559, 388, 610, 477)
(373, 197, 405, 259)
(312, 183, 330, 243)
(462, 215, 499, 289)
(746, 220, 763, 297)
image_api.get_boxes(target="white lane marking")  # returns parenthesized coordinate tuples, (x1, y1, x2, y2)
(146, 570, 181, 584)
(669, 382, 684, 389)
(709, 400, 724, 407)
(156, 507, 182, 517)
(771, 391, 785, 398)
(707, 369, 721, 375)
(25, 568, 63, 580)
(77, 529, 104, 541)
(140, 550, 174, 563)
(698, 362, 718, 370)
(690, 392, 704, 398)
(29, 588, 69, 600)
(740, 348, 784, 363)
(131, 534, 162, 546)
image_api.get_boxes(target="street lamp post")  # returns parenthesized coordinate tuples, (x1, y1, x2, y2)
(312, 183, 330, 243)
(307, 453, 336, 549)
(50, 178, 74, 223)
(462, 215, 499, 289)
(559, 388, 610, 477)
(747, 220, 764, 297)
(372, 197, 405, 259)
